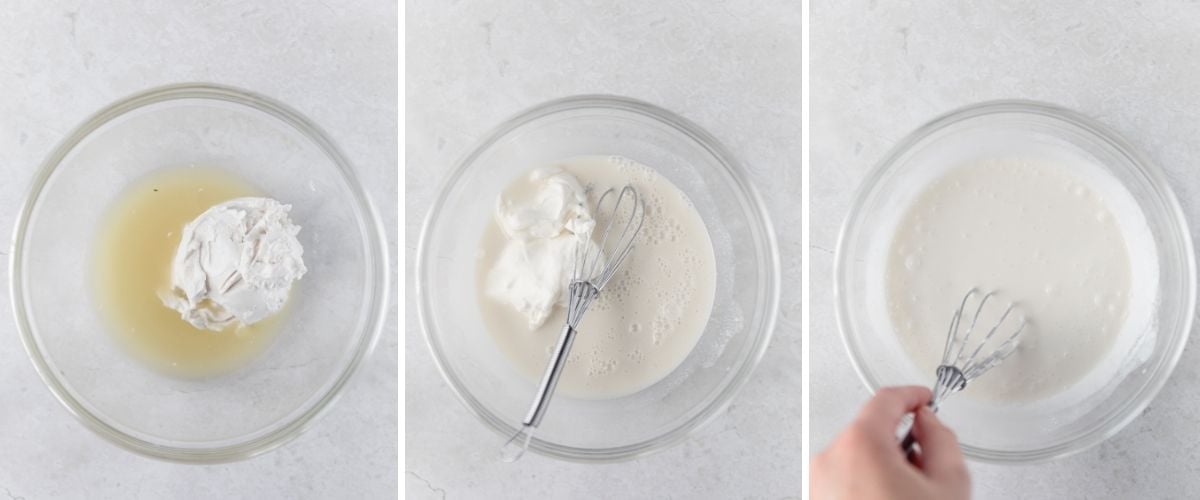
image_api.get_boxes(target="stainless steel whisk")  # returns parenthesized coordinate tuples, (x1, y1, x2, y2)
(899, 288, 1027, 454)
(501, 185, 645, 463)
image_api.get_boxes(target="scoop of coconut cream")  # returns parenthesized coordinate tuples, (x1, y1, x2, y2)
(486, 167, 603, 330)
(159, 197, 307, 331)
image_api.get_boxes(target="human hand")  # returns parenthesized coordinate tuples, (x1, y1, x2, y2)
(812, 386, 970, 500)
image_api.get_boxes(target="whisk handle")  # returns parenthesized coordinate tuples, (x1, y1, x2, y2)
(897, 402, 935, 456)
(899, 427, 918, 455)
(522, 323, 577, 427)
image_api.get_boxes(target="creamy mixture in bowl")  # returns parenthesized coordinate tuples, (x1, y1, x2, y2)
(836, 101, 1194, 462)
(418, 95, 778, 461)
(476, 155, 717, 399)
(886, 158, 1133, 402)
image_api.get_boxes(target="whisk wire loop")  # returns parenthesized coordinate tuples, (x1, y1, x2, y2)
(587, 186, 645, 289)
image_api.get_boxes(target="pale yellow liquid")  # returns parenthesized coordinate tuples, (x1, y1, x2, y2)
(92, 166, 287, 378)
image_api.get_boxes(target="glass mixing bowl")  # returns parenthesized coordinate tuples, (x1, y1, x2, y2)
(417, 95, 779, 462)
(10, 83, 389, 462)
(836, 100, 1195, 463)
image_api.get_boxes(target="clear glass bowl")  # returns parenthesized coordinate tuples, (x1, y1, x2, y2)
(417, 95, 779, 462)
(10, 83, 389, 462)
(835, 100, 1196, 463)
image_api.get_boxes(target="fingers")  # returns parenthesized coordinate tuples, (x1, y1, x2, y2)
(854, 386, 932, 442)
(912, 406, 968, 486)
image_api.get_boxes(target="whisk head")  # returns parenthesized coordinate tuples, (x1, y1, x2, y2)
(561, 184, 645, 328)
(572, 185, 645, 289)
(930, 288, 1027, 409)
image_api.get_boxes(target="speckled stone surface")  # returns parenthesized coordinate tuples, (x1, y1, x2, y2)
(0, 2, 397, 497)
(405, 1, 801, 498)
(812, 1, 1200, 497)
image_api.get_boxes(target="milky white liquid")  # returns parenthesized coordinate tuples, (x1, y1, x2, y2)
(476, 156, 717, 399)
(887, 158, 1133, 401)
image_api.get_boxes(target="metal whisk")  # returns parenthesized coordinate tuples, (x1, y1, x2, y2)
(500, 185, 645, 463)
(899, 288, 1027, 454)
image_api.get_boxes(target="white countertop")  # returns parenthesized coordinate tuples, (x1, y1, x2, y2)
(0, 2, 397, 497)
(813, 1, 1200, 497)
(405, 1, 802, 498)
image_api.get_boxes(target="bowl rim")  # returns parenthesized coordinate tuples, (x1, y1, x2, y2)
(416, 94, 781, 462)
(833, 99, 1197, 464)
(8, 82, 390, 463)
